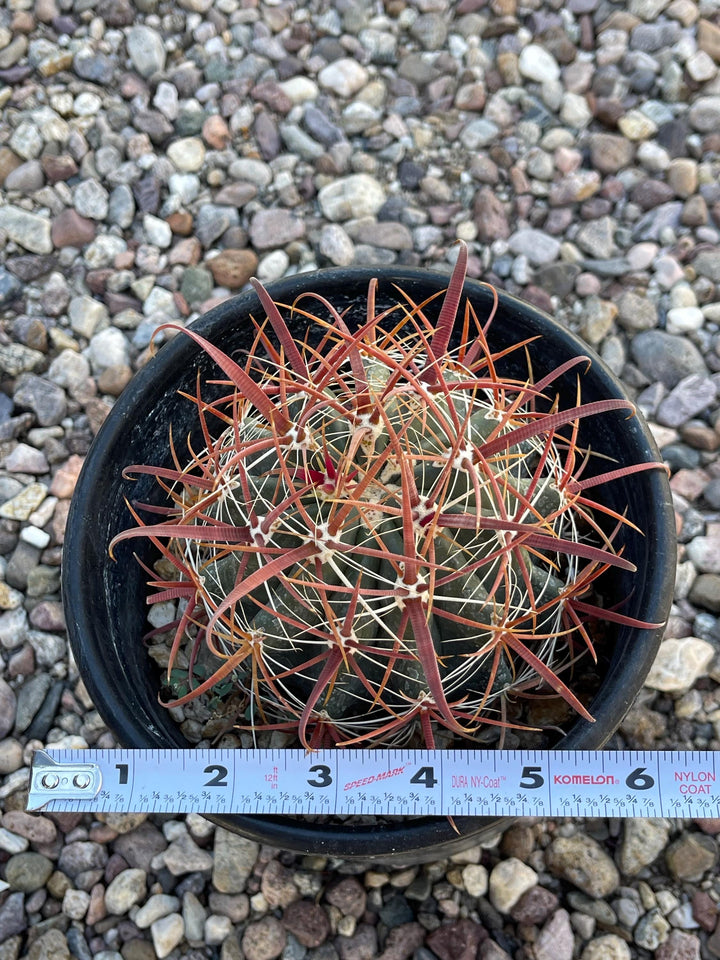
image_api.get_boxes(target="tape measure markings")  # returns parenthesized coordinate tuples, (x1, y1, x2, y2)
(27, 748, 720, 819)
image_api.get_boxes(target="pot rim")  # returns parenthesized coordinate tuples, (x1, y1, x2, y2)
(63, 266, 676, 860)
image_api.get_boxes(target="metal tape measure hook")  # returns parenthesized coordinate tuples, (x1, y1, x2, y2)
(27, 750, 102, 811)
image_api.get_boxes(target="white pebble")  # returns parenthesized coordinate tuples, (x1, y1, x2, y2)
(488, 858, 537, 913)
(462, 863, 488, 897)
(143, 214, 172, 249)
(645, 637, 715, 693)
(20, 526, 50, 549)
(62, 888, 90, 920)
(151, 914, 185, 960)
(666, 306, 704, 334)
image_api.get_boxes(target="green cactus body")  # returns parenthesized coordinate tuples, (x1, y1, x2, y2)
(181, 327, 575, 746)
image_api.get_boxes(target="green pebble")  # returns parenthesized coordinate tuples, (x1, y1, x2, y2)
(5, 851, 54, 892)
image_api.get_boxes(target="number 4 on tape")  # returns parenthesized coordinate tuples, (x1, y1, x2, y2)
(27, 748, 720, 819)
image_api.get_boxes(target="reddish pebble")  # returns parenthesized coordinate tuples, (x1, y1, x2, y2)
(202, 114, 232, 150)
(50, 455, 84, 498)
(51, 209, 96, 248)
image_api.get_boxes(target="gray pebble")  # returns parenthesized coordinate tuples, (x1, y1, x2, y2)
(575, 217, 616, 260)
(630, 331, 708, 388)
(14, 374, 68, 427)
(508, 229, 561, 266)
(25, 679, 63, 740)
(195, 204, 239, 248)
(73, 179, 110, 221)
(74, 49, 115, 84)
(0, 677, 17, 738)
(250, 209, 306, 250)
(656, 375, 717, 428)
(0, 205, 52, 255)
(280, 123, 325, 160)
(0, 268, 22, 307)
(127, 25, 166, 77)
(58, 840, 109, 878)
(164, 832, 213, 876)
(13, 671, 52, 733)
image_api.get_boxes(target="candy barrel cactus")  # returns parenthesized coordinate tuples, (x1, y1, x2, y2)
(112, 244, 664, 750)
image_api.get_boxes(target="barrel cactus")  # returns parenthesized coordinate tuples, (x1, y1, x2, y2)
(112, 243, 663, 750)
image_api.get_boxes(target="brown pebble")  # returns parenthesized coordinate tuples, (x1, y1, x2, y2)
(692, 889, 718, 932)
(379, 922, 425, 960)
(426, 918, 486, 960)
(325, 877, 366, 919)
(50, 454, 84, 498)
(474, 188, 510, 243)
(12, 11, 35, 32)
(455, 80, 486, 111)
(282, 900, 331, 948)
(694, 818, 720, 835)
(97, 364, 133, 397)
(682, 195, 709, 227)
(85, 882, 106, 926)
(666, 833, 717, 882)
(670, 468, 711, 501)
(214, 182, 258, 208)
(698, 18, 720, 62)
(168, 237, 202, 266)
(86, 269, 113, 294)
(500, 823, 535, 861)
(167, 210, 194, 236)
(260, 860, 300, 910)
(35, 0, 59, 22)
(655, 930, 701, 960)
(84, 397, 113, 435)
(8, 646, 34, 678)
(207, 249, 258, 289)
(51, 209, 96, 248)
(202, 114, 232, 150)
(29, 600, 65, 632)
(251, 81, 292, 115)
(242, 916, 286, 960)
(3, 810, 58, 845)
(114, 250, 135, 270)
(25, 319, 48, 353)
(681, 421, 720, 451)
(510, 886, 559, 925)
(521, 285, 554, 314)
(0, 146, 23, 183)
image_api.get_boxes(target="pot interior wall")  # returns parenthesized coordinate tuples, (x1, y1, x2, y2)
(63, 269, 675, 859)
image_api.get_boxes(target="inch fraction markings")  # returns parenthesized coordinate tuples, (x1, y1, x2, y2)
(27, 748, 720, 819)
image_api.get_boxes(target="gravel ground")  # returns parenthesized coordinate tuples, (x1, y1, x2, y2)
(2, 0, 720, 957)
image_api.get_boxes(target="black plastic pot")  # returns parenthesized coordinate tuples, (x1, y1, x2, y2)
(63, 268, 676, 862)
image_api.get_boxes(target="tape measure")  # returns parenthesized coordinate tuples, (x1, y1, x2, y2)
(27, 748, 720, 819)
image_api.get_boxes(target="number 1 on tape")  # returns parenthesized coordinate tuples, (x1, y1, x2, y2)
(27, 748, 720, 819)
